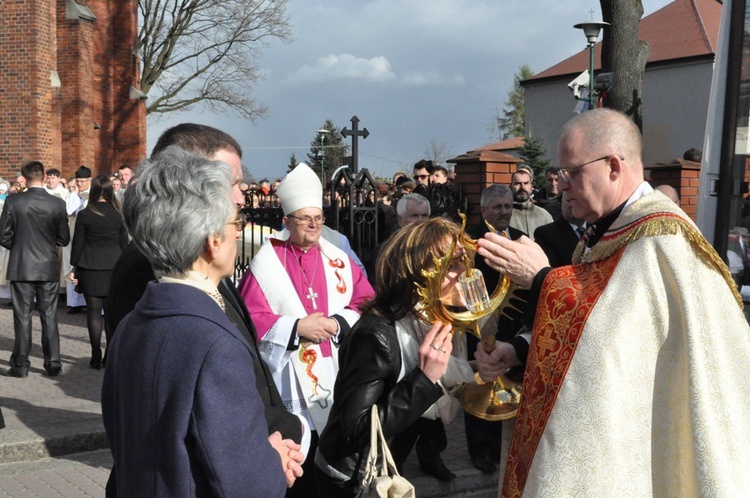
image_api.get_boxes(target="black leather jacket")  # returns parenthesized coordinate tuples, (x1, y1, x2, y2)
(316, 313, 443, 481)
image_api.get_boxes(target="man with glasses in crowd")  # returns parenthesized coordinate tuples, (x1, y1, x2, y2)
(239, 163, 374, 497)
(412, 159, 433, 195)
(475, 108, 750, 496)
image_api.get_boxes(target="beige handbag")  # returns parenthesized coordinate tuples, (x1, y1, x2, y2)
(356, 405, 416, 498)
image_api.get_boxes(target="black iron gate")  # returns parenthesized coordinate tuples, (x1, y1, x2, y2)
(234, 167, 379, 282)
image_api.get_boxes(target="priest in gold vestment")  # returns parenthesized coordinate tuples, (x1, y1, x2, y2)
(475, 108, 750, 497)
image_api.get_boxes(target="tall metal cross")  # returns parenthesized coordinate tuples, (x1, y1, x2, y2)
(340, 115, 369, 174)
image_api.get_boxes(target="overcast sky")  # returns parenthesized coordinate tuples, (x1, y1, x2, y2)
(146, 0, 673, 182)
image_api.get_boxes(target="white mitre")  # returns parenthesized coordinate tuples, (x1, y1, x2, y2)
(277, 163, 323, 215)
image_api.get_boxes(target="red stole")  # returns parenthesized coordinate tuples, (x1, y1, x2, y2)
(502, 249, 624, 497)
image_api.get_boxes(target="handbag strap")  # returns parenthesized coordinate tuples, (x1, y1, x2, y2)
(357, 404, 411, 497)
(359, 405, 381, 488)
(371, 405, 404, 477)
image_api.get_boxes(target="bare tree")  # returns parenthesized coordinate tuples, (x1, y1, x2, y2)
(423, 139, 453, 166)
(600, 1, 649, 130)
(138, 0, 291, 120)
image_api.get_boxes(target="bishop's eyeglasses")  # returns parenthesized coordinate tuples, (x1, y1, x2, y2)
(287, 214, 325, 225)
(557, 155, 623, 182)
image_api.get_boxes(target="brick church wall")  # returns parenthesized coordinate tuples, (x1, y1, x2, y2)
(0, 0, 145, 181)
(0, 1, 58, 176)
(88, 0, 146, 173)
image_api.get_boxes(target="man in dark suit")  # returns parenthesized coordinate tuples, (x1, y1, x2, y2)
(467, 184, 525, 296)
(0, 161, 70, 377)
(533, 193, 586, 268)
(534, 167, 563, 221)
(465, 184, 526, 474)
(105, 124, 304, 496)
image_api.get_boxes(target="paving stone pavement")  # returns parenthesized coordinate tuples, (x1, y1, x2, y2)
(0, 296, 500, 497)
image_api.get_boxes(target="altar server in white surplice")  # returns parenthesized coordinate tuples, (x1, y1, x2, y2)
(239, 163, 373, 497)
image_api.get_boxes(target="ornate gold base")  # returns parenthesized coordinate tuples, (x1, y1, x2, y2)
(456, 373, 521, 422)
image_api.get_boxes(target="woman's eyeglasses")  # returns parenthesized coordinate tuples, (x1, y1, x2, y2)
(228, 213, 247, 231)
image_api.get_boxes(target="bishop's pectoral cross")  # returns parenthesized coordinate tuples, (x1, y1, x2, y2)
(306, 286, 319, 310)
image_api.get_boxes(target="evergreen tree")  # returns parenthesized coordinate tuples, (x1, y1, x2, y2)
(287, 153, 298, 173)
(307, 119, 347, 187)
(493, 65, 535, 141)
(519, 134, 551, 187)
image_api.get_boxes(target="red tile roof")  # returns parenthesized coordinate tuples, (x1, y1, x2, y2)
(476, 136, 525, 151)
(528, 0, 722, 81)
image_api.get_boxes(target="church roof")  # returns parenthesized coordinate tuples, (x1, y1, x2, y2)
(527, 0, 722, 83)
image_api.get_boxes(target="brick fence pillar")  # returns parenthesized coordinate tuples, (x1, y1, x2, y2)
(449, 150, 522, 225)
(645, 158, 701, 220)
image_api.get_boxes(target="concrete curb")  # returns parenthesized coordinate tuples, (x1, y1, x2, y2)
(0, 423, 108, 463)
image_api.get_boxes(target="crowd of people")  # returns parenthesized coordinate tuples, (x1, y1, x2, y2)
(1, 108, 749, 497)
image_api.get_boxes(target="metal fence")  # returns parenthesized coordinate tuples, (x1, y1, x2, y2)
(234, 167, 380, 282)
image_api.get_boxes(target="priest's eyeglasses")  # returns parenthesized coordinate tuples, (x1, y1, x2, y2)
(558, 155, 621, 182)
(288, 214, 325, 225)
(228, 213, 247, 231)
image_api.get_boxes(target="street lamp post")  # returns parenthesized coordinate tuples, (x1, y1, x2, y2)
(574, 19, 609, 111)
(317, 129, 329, 187)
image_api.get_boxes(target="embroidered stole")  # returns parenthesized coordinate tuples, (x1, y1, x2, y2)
(251, 237, 353, 431)
(502, 250, 624, 498)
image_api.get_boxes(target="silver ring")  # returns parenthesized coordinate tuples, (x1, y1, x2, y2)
(431, 344, 440, 351)
(439, 348, 447, 354)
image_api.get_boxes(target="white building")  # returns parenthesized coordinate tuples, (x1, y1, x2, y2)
(522, 0, 722, 167)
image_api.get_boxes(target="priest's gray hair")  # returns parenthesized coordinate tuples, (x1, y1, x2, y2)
(559, 108, 643, 165)
(480, 184, 512, 208)
(123, 146, 235, 277)
(396, 193, 430, 217)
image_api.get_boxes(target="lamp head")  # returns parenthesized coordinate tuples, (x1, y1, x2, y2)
(574, 20, 610, 44)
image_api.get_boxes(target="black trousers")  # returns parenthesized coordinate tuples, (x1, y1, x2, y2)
(9, 281, 61, 374)
(464, 411, 502, 461)
(390, 417, 447, 470)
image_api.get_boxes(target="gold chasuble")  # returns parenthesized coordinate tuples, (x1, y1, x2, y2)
(502, 191, 750, 497)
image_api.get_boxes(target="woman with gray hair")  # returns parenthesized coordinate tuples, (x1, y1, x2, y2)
(101, 146, 298, 497)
